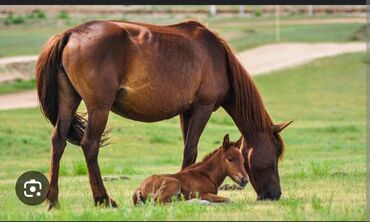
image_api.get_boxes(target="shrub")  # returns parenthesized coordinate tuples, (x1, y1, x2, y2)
(254, 8, 262, 17)
(57, 11, 70, 20)
(31, 9, 46, 19)
(4, 13, 25, 25)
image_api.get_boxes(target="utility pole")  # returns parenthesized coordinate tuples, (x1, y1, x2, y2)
(239, 5, 245, 17)
(308, 5, 313, 16)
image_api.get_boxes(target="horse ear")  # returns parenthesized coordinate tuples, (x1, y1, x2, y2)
(272, 120, 293, 133)
(223, 134, 230, 149)
(235, 136, 244, 149)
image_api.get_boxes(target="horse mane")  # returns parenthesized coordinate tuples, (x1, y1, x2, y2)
(212, 32, 288, 157)
(183, 147, 221, 170)
(199, 146, 223, 163)
(197, 23, 274, 135)
(197, 22, 285, 157)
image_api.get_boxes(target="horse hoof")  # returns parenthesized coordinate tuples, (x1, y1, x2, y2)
(110, 198, 118, 208)
(95, 197, 118, 208)
(46, 199, 60, 210)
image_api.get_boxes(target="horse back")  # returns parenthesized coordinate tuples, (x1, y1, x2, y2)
(62, 20, 230, 120)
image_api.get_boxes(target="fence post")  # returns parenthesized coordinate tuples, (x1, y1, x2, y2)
(210, 5, 217, 16)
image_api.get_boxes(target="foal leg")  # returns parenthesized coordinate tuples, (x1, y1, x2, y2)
(46, 73, 81, 210)
(200, 193, 231, 203)
(81, 108, 117, 207)
(181, 104, 214, 169)
(153, 178, 181, 204)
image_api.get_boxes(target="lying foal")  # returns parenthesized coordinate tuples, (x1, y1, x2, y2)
(133, 134, 248, 205)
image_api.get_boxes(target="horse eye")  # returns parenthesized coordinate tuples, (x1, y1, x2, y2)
(227, 157, 233, 162)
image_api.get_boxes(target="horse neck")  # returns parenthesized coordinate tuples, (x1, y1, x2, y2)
(224, 103, 269, 143)
(223, 91, 273, 143)
(197, 149, 227, 188)
(216, 32, 273, 141)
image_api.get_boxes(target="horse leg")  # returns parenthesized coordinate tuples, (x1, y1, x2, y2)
(200, 193, 231, 203)
(179, 111, 191, 144)
(46, 72, 81, 210)
(181, 104, 214, 169)
(153, 178, 181, 204)
(81, 108, 117, 207)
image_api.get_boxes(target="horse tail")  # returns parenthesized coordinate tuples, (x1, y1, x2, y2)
(36, 32, 109, 147)
(132, 189, 145, 205)
(36, 32, 68, 127)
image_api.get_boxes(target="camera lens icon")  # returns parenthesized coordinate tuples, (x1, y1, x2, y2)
(16, 171, 49, 206)
(24, 179, 43, 198)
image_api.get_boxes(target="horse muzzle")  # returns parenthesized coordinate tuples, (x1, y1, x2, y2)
(257, 187, 282, 201)
(239, 177, 248, 187)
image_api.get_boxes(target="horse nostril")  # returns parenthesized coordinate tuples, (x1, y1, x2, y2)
(239, 177, 248, 187)
(242, 177, 248, 183)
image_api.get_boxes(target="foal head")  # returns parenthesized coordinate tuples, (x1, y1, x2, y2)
(221, 134, 249, 187)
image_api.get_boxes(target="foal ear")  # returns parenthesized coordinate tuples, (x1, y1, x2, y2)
(235, 136, 244, 149)
(223, 134, 230, 148)
(272, 120, 293, 133)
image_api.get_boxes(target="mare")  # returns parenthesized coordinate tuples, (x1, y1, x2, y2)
(35, 20, 292, 209)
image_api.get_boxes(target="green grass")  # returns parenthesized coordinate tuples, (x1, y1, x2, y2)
(0, 52, 365, 220)
(0, 24, 68, 57)
(0, 14, 365, 57)
(0, 79, 35, 95)
(225, 23, 364, 51)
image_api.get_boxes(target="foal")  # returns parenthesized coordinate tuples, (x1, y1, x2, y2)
(133, 134, 248, 205)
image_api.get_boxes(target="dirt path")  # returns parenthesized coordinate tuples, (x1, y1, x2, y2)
(0, 90, 38, 110)
(0, 55, 39, 83)
(0, 42, 365, 111)
(238, 42, 365, 75)
(0, 55, 38, 66)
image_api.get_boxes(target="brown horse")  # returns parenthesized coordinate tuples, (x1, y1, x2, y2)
(133, 134, 248, 205)
(35, 19, 292, 209)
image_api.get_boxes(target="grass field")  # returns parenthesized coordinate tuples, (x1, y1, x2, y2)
(0, 79, 35, 95)
(0, 52, 365, 220)
(0, 13, 365, 57)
